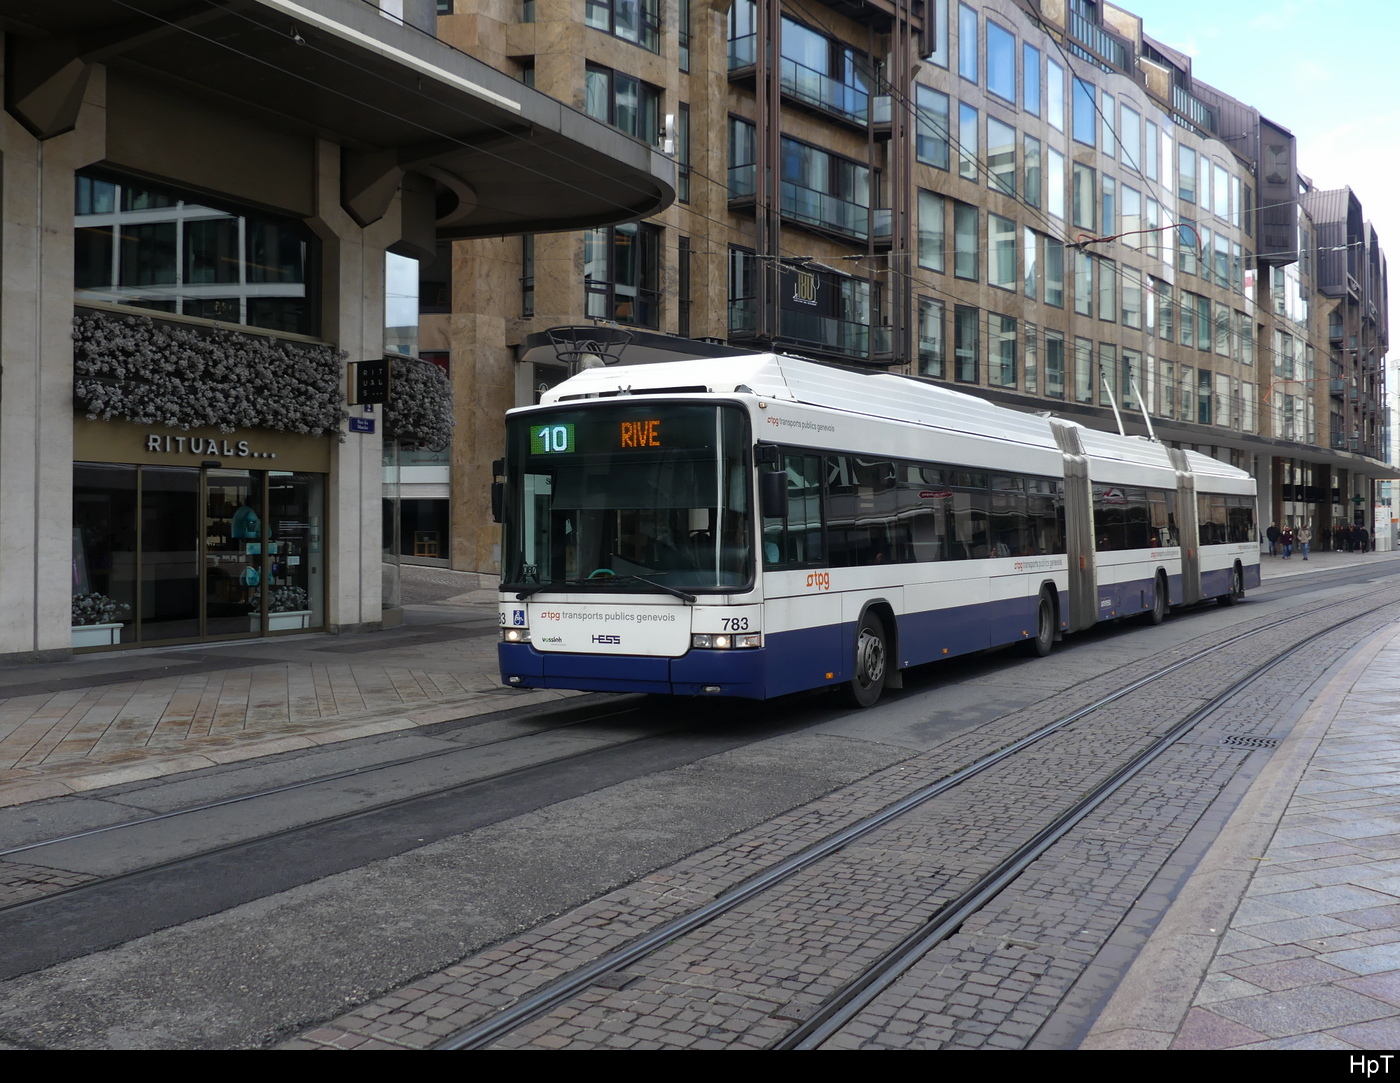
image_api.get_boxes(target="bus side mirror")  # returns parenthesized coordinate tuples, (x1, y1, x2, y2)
(760, 470, 787, 519)
(491, 458, 504, 523)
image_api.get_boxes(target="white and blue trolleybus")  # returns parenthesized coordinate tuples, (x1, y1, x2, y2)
(496, 354, 1259, 706)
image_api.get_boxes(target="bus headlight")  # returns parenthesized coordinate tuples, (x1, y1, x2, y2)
(501, 627, 531, 643)
(692, 633, 761, 649)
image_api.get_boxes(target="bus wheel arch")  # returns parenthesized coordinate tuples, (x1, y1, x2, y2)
(844, 603, 894, 708)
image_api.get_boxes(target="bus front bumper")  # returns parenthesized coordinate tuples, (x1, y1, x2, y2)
(499, 642, 767, 699)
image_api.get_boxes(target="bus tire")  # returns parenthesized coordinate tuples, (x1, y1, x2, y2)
(1217, 563, 1243, 607)
(844, 612, 888, 708)
(1146, 573, 1168, 625)
(1029, 592, 1055, 657)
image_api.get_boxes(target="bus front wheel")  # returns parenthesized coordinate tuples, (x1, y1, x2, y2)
(845, 612, 888, 709)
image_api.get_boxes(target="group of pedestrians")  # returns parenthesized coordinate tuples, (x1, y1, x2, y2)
(1267, 521, 1371, 559)
(1266, 522, 1312, 560)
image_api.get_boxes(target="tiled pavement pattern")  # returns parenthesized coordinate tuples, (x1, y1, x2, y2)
(0, 860, 100, 907)
(284, 585, 1400, 1050)
(1085, 620, 1400, 1049)
(0, 584, 579, 808)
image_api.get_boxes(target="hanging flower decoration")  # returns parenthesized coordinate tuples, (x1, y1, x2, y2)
(382, 356, 454, 451)
(73, 311, 347, 436)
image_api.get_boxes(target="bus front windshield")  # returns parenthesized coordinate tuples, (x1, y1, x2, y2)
(503, 402, 753, 593)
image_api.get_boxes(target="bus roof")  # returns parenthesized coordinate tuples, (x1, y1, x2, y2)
(537, 353, 1252, 483)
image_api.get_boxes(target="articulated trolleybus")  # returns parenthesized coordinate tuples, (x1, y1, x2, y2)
(497, 354, 1259, 707)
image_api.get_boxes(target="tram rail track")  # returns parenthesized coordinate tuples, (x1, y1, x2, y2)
(432, 590, 1400, 1050)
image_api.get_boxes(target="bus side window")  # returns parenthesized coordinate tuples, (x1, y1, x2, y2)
(763, 452, 823, 566)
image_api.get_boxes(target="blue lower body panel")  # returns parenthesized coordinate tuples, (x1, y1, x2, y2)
(500, 591, 1055, 700)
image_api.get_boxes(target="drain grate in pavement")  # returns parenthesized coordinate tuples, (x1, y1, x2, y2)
(1219, 734, 1280, 750)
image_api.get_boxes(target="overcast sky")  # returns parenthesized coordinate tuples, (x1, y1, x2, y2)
(1119, 0, 1396, 337)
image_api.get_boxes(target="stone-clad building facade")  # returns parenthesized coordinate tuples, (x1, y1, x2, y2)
(0, 0, 671, 658)
(429, 0, 1390, 573)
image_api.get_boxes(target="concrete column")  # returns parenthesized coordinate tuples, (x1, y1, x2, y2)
(0, 63, 104, 659)
(307, 139, 401, 633)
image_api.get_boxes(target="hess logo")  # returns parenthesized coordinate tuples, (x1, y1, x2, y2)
(591, 634, 621, 644)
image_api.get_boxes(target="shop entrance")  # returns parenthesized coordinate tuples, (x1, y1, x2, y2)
(73, 463, 324, 647)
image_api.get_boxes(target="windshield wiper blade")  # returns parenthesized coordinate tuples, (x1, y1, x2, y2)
(615, 575, 697, 604)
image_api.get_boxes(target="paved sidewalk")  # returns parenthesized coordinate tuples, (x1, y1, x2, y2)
(0, 571, 579, 807)
(1084, 610, 1400, 1049)
(5, 551, 1400, 1050)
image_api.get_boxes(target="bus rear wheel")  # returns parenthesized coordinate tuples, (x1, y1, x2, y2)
(1029, 593, 1055, 657)
(845, 612, 888, 708)
(1146, 574, 1168, 625)
(1217, 564, 1243, 607)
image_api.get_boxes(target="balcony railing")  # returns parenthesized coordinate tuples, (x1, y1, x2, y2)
(780, 309, 890, 358)
(1069, 11, 1126, 69)
(780, 56, 868, 124)
(728, 38, 869, 125)
(728, 297, 756, 335)
(780, 180, 869, 240)
(1172, 85, 1217, 133)
(728, 33, 755, 69)
(728, 163, 756, 200)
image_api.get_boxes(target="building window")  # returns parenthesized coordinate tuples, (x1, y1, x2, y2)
(1144, 120, 1159, 180)
(918, 298, 946, 377)
(1045, 331, 1065, 398)
(959, 3, 978, 82)
(1179, 145, 1197, 204)
(1072, 162, 1094, 230)
(1098, 344, 1117, 407)
(679, 0, 691, 70)
(780, 137, 871, 239)
(729, 116, 756, 197)
(989, 314, 1017, 387)
(1101, 175, 1115, 235)
(728, 246, 756, 333)
(987, 117, 1016, 195)
(781, 16, 870, 123)
(1072, 77, 1095, 146)
(1022, 43, 1041, 116)
(586, 0, 661, 52)
(954, 202, 978, 280)
(1023, 228, 1038, 300)
(1023, 135, 1041, 207)
(1097, 256, 1115, 322)
(521, 235, 535, 318)
(585, 65, 661, 144)
(1024, 323, 1038, 393)
(989, 214, 1016, 290)
(954, 305, 979, 381)
(1047, 57, 1065, 131)
(1074, 338, 1093, 403)
(677, 103, 691, 203)
(678, 236, 692, 337)
(1121, 105, 1141, 171)
(74, 169, 315, 335)
(1074, 250, 1092, 316)
(918, 190, 946, 272)
(959, 103, 979, 180)
(915, 86, 951, 169)
(987, 21, 1015, 102)
(1047, 148, 1065, 218)
(1100, 91, 1115, 157)
(1122, 267, 1142, 329)
(585, 222, 660, 327)
(1044, 239, 1064, 307)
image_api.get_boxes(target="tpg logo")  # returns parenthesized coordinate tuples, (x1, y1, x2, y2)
(591, 634, 621, 644)
(806, 572, 830, 591)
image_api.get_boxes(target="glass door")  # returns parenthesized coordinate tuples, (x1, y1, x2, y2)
(141, 466, 202, 641)
(204, 469, 263, 638)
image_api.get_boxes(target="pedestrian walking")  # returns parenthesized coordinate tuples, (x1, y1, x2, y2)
(1298, 523, 1312, 561)
(1359, 525, 1371, 553)
(1281, 525, 1295, 559)
(1267, 522, 1281, 557)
